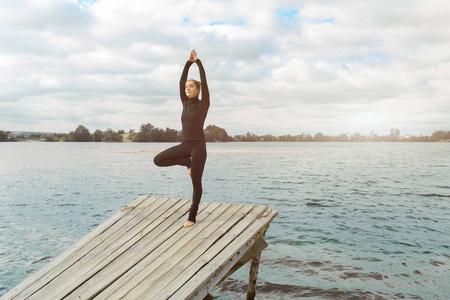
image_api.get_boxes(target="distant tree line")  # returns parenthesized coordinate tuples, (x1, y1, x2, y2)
(0, 127, 125, 142)
(65, 125, 124, 142)
(61, 124, 232, 142)
(1, 128, 449, 143)
(0, 130, 9, 141)
(233, 128, 450, 142)
(130, 124, 231, 142)
(131, 123, 178, 142)
(204, 125, 232, 142)
(0, 130, 65, 142)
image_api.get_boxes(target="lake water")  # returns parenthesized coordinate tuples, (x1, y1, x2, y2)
(1, 142, 449, 299)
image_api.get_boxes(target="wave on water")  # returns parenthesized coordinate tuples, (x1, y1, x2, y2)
(418, 193, 450, 198)
(214, 277, 406, 300)
(1, 142, 449, 299)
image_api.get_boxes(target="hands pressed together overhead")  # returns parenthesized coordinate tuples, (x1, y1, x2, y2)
(188, 49, 197, 62)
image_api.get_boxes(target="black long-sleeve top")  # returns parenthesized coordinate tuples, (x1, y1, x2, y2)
(179, 59, 210, 141)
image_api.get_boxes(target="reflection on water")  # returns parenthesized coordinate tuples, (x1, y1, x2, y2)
(1, 142, 449, 299)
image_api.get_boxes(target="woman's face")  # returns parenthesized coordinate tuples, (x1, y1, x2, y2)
(185, 80, 200, 98)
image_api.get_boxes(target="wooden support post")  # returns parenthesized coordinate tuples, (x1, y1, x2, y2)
(246, 228, 267, 300)
(246, 250, 262, 300)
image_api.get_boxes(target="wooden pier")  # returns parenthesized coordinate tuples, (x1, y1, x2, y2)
(2, 196, 278, 300)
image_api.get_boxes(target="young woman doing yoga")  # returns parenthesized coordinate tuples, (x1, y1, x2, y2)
(154, 50, 209, 228)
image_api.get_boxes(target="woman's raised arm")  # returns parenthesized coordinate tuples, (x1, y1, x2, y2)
(196, 59, 209, 107)
(179, 61, 193, 103)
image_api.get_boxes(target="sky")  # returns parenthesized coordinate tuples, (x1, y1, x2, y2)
(1, 0, 449, 136)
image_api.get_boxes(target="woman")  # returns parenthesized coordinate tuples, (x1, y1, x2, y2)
(154, 50, 209, 228)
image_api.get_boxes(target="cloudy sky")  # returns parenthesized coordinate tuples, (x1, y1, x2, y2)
(1, 0, 449, 136)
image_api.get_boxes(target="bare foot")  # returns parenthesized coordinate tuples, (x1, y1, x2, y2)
(188, 168, 192, 178)
(183, 220, 194, 228)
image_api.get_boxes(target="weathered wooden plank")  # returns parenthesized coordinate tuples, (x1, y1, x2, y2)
(2, 196, 279, 300)
(48, 198, 194, 300)
(64, 201, 217, 300)
(193, 238, 255, 300)
(2, 195, 152, 300)
(193, 211, 277, 300)
(154, 205, 270, 300)
(94, 202, 227, 300)
(143, 204, 256, 300)
(221, 235, 268, 283)
(123, 204, 247, 299)
(28, 196, 180, 300)
(23, 196, 167, 299)
(170, 209, 278, 300)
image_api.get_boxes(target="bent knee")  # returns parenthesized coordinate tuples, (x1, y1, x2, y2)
(153, 155, 161, 166)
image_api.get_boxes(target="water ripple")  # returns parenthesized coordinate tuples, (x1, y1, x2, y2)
(1, 142, 449, 299)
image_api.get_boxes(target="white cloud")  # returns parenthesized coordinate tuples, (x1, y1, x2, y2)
(0, 0, 449, 135)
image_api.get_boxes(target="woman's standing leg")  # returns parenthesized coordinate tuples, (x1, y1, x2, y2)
(187, 146, 207, 222)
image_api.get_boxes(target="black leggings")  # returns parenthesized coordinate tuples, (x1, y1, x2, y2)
(153, 140, 207, 222)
